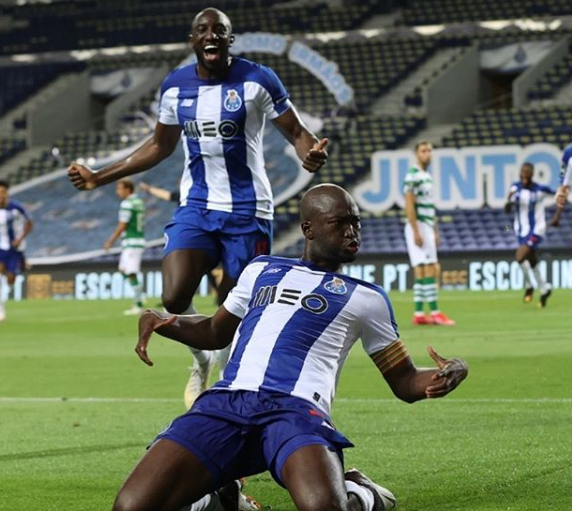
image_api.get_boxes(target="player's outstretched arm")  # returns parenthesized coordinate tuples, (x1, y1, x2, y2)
(373, 342, 468, 402)
(272, 106, 328, 173)
(68, 123, 181, 191)
(135, 307, 241, 366)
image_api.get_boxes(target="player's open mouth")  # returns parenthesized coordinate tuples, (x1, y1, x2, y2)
(203, 45, 221, 61)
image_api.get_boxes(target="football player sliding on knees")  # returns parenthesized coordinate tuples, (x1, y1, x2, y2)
(115, 184, 468, 511)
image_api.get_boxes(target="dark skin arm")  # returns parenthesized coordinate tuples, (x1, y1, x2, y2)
(68, 123, 181, 190)
(272, 106, 328, 173)
(380, 346, 468, 403)
(12, 218, 33, 249)
(550, 206, 563, 227)
(135, 307, 241, 366)
(504, 190, 516, 213)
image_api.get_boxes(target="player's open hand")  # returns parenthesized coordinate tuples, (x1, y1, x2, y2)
(302, 138, 328, 173)
(136, 310, 177, 366)
(414, 230, 423, 247)
(424, 346, 468, 398)
(68, 162, 98, 191)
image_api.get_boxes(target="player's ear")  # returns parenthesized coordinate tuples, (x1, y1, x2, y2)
(229, 34, 235, 46)
(301, 220, 314, 240)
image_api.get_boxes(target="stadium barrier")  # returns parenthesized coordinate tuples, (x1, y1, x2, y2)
(3, 251, 571, 301)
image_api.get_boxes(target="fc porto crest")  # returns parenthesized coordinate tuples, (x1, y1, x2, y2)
(324, 277, 347, 295)
(224, 89, 242, 112)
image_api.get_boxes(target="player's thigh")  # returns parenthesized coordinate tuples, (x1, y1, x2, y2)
(515, 243, 532, 262)
(219, 221, 272, 281)
(281, 444, 348, 511)
(162, 249, 217, 297)
(405, 224, 437, 268)
(113, 438, 214, 511)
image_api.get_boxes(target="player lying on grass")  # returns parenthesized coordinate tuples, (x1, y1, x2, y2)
(115, 184, 468, 511)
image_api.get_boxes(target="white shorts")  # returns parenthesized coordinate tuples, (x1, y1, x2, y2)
(405, 222, 437, 267)
(119, 247, 144, 275)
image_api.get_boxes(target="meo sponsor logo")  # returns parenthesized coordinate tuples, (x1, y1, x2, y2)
(183, 119, 239, 140)
(252, 285, 328, 314)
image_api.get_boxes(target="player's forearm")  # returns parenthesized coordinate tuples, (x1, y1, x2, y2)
(404, 196, 419, 230)
(293, 129, 319, 162)
(93, 138, 170, 187)
(156, 313, 229, 350)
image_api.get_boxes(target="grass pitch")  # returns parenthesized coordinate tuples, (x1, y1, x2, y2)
(1, 290, 571, 510)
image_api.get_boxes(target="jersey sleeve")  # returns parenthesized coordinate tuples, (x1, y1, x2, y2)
(539, 184, 556, 196)
(253, 65, 291, 120)
(223, 259, 269, 318)
(561, 158, 572, 187)
(118, 200, 133, 223)
(402, 170, 417, 194)
(11, 201, 30, 220)
(158, 71, 180, 125)
(360, 287, 400, 356)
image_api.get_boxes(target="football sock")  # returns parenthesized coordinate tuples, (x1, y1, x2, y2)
(413, 278, 424, 314)
(520, 260, 533, 288)
(189, 347, 213, 367)
(128, 276, 143, 307)
(0, 276, 5, 306)
(424, 277, 439, 312)
(178, 493, 220, 511)
(531, 265, 548, 294)
(346, 480, 375, 511)
(177, 303, 213, 367)
(217, 345, 232, 379)
(182, 303, 198, 315)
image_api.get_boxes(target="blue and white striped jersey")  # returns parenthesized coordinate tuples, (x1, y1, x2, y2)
(0, 200, 29, 251)
(217, 256, 400, 414)
(159, 57, 292, 220)
(509, 182, 555, 237)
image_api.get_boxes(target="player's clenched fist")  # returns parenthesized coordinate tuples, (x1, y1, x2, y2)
(68, 162, 98, 191)
(302, 138, 328, 173)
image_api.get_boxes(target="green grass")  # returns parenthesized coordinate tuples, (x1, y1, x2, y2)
(1, 290, 571, 510)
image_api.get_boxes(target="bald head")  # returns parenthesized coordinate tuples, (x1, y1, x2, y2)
(301, 184, 355, 222)
(300, 184, 361, 270)
(192, 7, 232, 32)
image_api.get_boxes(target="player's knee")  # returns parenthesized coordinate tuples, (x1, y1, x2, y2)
(161, 291, 191, 314)
(112, 490, 145, 511)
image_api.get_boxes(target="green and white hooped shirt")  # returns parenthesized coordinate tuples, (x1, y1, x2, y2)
(119, 194, 145, 249)
(403, 165, 435, 227)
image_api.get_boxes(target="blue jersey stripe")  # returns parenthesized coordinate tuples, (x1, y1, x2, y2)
(220, 268, 291, 385)
(260, 276, 358, 394)
(178, 87, 208, 204)
(220, 82, 257, 215)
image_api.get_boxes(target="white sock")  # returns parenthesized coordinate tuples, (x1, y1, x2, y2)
(189, 347, 213, 366)
(346, 480, 374, 511)
(217, 345, 232, 378)
(520, 260, 533, 288)
(132, 283, 143, 305)
(179, 493, 225, 511)
(182, 303, 197, 315)
(531, 265, 548, 294)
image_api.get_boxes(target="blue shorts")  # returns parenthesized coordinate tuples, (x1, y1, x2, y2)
(518, 233, 543, 249)
(0, 249, 24, 275)
(163, 207, 272, 280)
(154, 389, 353, 489)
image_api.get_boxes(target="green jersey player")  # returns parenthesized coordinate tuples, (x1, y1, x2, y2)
(104, 179, 145, 315)
(403, 141, 455, 326)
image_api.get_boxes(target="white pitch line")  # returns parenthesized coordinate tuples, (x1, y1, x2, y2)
(0, 397, 571, 404)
